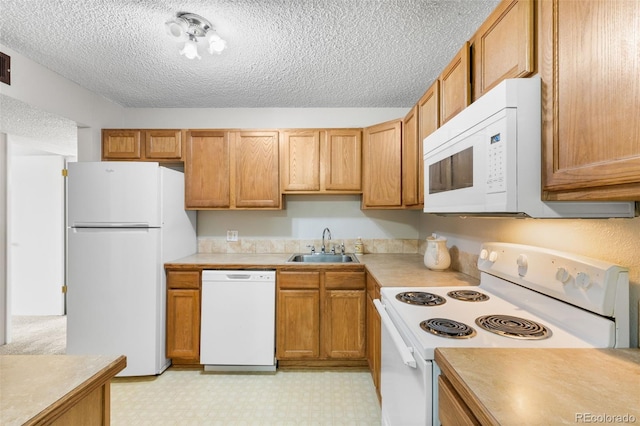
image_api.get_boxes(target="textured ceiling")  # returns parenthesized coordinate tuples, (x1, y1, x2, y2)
(0, 0, 500, 108)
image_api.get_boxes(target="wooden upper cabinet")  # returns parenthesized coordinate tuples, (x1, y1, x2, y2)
(470, 0, 535, 101)
(280, 130, 321, 191)
(402, 105, 421, 208)
(323, 129, 362, 191)
(362, 119, 402, 209)
(280, 129, 362, 194)
(145, 130, 183, 160)
(102, 129, 142, 160)
(102, 129, 183, 161)
(185, 130, 231, 209)
(418, 80, 440, 144)
(539, 0, 640, 200)
(439, 42, 471, 125)
(185, 130, 280, 209)
(232, 130, 281, 208)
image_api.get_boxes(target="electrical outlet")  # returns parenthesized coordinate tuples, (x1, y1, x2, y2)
(226, 230, 238, 242)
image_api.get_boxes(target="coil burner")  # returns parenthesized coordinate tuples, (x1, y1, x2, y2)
(395, 291, 446, 306)
(420, 318, 476, 339)
(475, 314, 551, 340)
(447, 290, 490, 302)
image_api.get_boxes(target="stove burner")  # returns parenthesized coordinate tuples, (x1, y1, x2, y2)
(447, 290, 490, 302)
(475, 315, 551, 340)
(420, 318, 476, 339)
(395, 291, 446, 306)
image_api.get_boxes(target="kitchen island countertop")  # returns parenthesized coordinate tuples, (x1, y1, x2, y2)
(165, 253, 479, 288)
(435, 347, 640, 425)
(0, 354, 126, 425)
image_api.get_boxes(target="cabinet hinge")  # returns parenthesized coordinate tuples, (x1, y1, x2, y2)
(61, 168, 68, 177)
(61, 285, 67, 293)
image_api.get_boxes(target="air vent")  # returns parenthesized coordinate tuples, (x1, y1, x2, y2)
(0, 52, 10, 85)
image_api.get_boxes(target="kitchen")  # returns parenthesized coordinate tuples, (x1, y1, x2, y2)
(2, 0, 640, 425)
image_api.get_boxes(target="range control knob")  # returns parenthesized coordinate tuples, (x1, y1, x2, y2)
(516, 254, 528, 268)
(479, 249, 489, 260)
(555, 267, 571, 283)
(576, 272, 591, 289)
(516, 254, 528, 276)
(488, 251, 498, 262)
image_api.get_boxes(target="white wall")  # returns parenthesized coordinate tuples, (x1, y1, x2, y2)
(420, 214, 640, 348)
(198, 195, 421, 239)
(0, 133, 7, 343)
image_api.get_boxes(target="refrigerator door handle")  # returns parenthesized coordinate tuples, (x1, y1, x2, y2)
(72, 222, 152, 228)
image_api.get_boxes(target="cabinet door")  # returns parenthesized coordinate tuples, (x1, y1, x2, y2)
(102, 129, 142, 160)
(166, 289, 200, 362)
(402, 105, 420, 207)
(145, 130, 183, 160)
(418, 81, 440, 206)
(471, 0, 535, 100)
(323, 129, 362, 191)
(185, 130, 230, 208)
(280, 130, 321, 192)
(276, 289, 320, 359)
(324, 271, 366, 359)
(324, 289, 366, 359)
(366, 273, 381, 399)
(232, 131, 281, 208)
(439, 43, 471, 125)
(362, 120, 402, 208)
(540, 0, 640, 200)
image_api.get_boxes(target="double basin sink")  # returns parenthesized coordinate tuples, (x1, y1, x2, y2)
(287, 253, 359, 263)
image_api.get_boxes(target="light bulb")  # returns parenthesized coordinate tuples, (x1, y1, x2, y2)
(165, 17, 189, 41)
(179, 39, 201, 59)
(206, 30, 226, 54)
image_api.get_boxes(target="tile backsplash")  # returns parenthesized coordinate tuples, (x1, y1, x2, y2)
(198, 238, 421, 255)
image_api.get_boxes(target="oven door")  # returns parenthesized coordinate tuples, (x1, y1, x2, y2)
(375, 299, 432, 426)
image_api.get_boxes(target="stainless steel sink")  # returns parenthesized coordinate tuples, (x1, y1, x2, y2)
(287, 253, 359, 263)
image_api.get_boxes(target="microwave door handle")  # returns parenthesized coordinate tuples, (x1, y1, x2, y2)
(373, 299, 417, 368)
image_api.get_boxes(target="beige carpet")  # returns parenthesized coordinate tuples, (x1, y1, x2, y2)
(0, 315, 66, 355)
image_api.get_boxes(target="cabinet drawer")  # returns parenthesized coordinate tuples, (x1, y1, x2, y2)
(167, 270, 200, 289)
(278, 271, 320, 289)
(325, 271, 365, 290)
(438, 375, 480, 426)
(365, 273, 381, 296)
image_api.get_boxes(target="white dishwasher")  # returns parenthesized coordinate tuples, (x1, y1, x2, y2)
(200, 270, 276, 372)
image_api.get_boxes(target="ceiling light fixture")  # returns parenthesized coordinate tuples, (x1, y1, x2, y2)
(165, 12, 226, 59)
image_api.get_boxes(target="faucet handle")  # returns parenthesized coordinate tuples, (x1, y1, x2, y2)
(306, 244, 316, 254)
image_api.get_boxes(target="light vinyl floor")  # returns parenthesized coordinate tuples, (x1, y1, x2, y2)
(111, 368, 382, 425)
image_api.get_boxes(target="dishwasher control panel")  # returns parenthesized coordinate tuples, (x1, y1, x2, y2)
(202, 270, 275, 282)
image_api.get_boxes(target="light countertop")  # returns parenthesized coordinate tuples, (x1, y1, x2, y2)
(165, 253, 479, 288)
(0, 354, 126, 426)
(434, 348, 640, 425)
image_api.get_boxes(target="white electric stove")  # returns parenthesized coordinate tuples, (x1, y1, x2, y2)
(374, 242, 630, 426)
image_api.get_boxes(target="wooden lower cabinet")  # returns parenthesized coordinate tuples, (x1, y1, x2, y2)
(277, 288, 321, 359)
(166, 270, 200, 365)
(276, 269, 367, 366)
(366, 273, 381, 400)
(438, 375, 480, 425)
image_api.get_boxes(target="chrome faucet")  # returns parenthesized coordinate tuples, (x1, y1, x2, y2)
(321, 227, 332, 254)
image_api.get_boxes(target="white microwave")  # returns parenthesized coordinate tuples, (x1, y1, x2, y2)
(423, 76, 635, 218)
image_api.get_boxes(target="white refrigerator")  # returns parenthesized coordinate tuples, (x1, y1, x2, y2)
(66, 161, 196, 376)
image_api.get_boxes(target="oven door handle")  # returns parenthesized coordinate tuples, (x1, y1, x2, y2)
(373, 299, 417, 368)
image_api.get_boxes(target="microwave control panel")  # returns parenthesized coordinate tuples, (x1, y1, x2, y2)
(487, 132, 505, 193)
